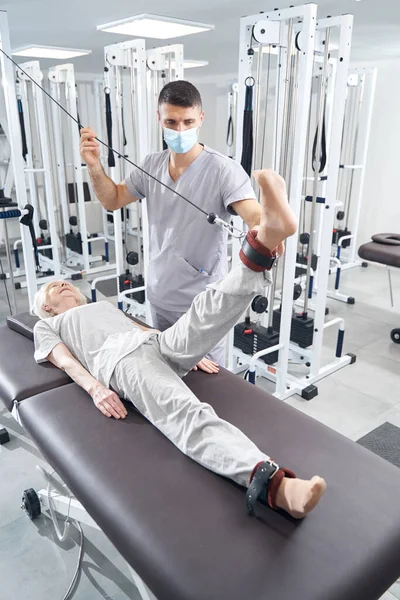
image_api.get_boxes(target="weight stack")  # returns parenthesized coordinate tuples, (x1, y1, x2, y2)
(66, 232, 83, 255)
(332, 228, 351, 248)
(37, 236, 53, 260)
(273, 309, 314, 348)
(234, 321, 279, 365)
(119, 273, 146, 304)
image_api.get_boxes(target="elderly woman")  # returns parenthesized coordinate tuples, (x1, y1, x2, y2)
(32, 170, 326, 519)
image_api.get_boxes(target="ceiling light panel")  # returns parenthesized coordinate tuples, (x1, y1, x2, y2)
(12, 46, 91, 59)
(97, 13, 214, 40)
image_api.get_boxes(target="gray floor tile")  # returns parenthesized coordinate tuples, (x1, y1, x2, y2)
(349, 406, 400, 442)
(358, 336, 400, 363)
(0, 514, 139, 600)
(284, 377, 394, 439)
(323, 309, 388, 352)
(112, 589, 143, 600)
(329, 351, 400, 408)
(380, 592, 397, 600)
(390, 579, 400, 600)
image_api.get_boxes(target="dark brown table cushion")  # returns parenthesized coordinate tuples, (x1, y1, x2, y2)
(0, 325, 70, 410)
(18, 371, 400, 600)
(359, 241, 400, 268)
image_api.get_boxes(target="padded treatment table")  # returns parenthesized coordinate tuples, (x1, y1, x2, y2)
(2, 313, 400, 600)
(359, 233, 400, 342)
(359, 233, 400, 268)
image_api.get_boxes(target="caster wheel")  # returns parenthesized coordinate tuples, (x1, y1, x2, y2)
(391, 329, 400, 344)
(347, 297, 355, 305)
(21, 488, 41, 520)
(361, 262, 368, 268)
(301, 384, 318, 401)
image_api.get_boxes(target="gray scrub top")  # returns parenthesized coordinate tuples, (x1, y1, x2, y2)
(124, 145, 256, 312)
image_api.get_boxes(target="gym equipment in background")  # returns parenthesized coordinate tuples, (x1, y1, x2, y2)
(229, 7, 355, 400)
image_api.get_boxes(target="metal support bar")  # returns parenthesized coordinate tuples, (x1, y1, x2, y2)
(0, 10, 37, 305)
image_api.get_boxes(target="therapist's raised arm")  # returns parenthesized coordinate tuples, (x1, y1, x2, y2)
(231, 198, 261, 231)
(80, 127, 138, 211)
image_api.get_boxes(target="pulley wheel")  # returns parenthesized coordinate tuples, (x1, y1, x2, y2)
(251, 295, 268, 314)
(126, 251, 139, 266)
(293, 284, 302, 301)
(39, 219, 48, 230)
(69, 216, 78, 227)
(299, 232, 310, 245)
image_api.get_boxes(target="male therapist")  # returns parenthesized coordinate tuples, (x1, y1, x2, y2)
(80, 80, 261, 373)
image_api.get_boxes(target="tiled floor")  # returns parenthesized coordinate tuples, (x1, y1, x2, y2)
(1, 256, 400, 599)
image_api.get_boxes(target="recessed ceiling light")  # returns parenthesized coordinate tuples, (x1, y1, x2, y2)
(97, 13, 214, 40)
(12, 45, 92, 59)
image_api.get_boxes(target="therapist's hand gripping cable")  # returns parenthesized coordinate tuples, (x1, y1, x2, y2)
(0, 48, 245, 240)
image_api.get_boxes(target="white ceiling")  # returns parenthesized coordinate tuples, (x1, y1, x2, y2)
(1, 0, 399, 76)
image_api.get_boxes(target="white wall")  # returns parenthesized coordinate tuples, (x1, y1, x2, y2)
(357, 60, 400, 243)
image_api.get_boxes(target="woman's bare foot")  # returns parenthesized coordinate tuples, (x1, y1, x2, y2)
(252, 169, 297, 251)
(275, 475, 327, 519)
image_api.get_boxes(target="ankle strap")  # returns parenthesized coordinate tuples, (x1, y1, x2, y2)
(246, 460, 296, 516)
(240, 230, 276, 272)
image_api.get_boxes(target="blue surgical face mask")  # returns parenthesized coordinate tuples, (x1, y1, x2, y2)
(163, 126, 199, 154)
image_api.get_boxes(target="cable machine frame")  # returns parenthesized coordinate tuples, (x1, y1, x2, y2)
(229, 8, 356, 400)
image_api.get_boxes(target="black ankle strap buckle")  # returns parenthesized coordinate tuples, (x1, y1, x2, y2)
(246, 460, 279, 516)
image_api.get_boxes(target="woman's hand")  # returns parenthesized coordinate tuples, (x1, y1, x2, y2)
(89, 383, 128, 419)
(192, 357, 220, 374)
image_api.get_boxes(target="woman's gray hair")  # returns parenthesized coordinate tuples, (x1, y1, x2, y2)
(31, 281, 87, 319)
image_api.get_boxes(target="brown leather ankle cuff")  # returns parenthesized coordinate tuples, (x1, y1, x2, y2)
(249, 462, 296, 511)
(239, 230, 276, 272)
(268, 468, 296, 510)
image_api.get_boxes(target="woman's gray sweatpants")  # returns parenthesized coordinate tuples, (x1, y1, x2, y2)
(110, 263, 272, 488)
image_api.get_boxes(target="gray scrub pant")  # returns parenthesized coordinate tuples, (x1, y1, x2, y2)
(149, 303, 227, 366)
(110, 263, 271, 488)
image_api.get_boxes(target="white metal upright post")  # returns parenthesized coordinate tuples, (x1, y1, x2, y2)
(19, 61, 62, 278)
(48, 75, 70, 238)
(48, 64, 90, 272)
(310, 14, 353, 377)
(0, 10, 37, 305)
(273, 7, 318, 397)
(16, 77, 41, 234)
(104, 39, 151, 322)
(347, 68, 377, 265)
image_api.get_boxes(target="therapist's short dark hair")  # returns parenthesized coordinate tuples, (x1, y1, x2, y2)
(158, 80, 202, 110)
